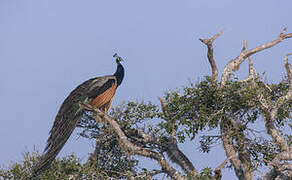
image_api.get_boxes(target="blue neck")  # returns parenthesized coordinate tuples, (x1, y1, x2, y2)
(114, 63, 124, 86)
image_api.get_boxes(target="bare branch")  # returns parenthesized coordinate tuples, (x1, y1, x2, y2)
(284, 53, 292, 80)
(276, 53, 292, 109)
(241, 57, 258, 82)
(221, 28, 292, 86)
(131, 128, 199, 176)
(200, 29, 223, 84)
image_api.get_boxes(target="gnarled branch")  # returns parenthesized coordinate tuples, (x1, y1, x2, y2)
(80, 103, 186, 180)
(221, 28, 292, 86)
(200, 29, 223, 84)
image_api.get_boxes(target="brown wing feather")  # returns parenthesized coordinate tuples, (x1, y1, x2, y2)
(91, 80, 117, 111)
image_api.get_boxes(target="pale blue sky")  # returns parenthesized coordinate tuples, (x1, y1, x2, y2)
(0, 0, 291, 179)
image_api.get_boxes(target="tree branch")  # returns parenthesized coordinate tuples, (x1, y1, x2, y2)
(258, 54, 292, 152)
(276, 53, 292, 109)
(264, 147, 292, 180)
(228, 117, 253, 179)
(158, 97, 199, 177)
(220, 118, 245, 180)
(130, 169, 164, 179)
(80, 103, 186, 180)
(241, 57, 258, 82)
(214, 155, 235, 180)
(166, 142, 199, 177)
(221, 28, 292, 86)
(200, 29, 223, 84)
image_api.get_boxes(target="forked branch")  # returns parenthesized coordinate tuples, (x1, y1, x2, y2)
(200, 29, 223, 84)
(221, 28, 292, 86)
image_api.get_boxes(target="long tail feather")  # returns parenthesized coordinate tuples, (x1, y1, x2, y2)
(31, 79, 94, 177)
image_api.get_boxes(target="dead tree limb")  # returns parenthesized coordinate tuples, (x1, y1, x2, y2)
(200, 29, 223, 84)
(221, 28, 292, 86)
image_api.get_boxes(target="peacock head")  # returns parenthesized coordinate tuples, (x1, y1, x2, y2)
(113, 53, 123, 64)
